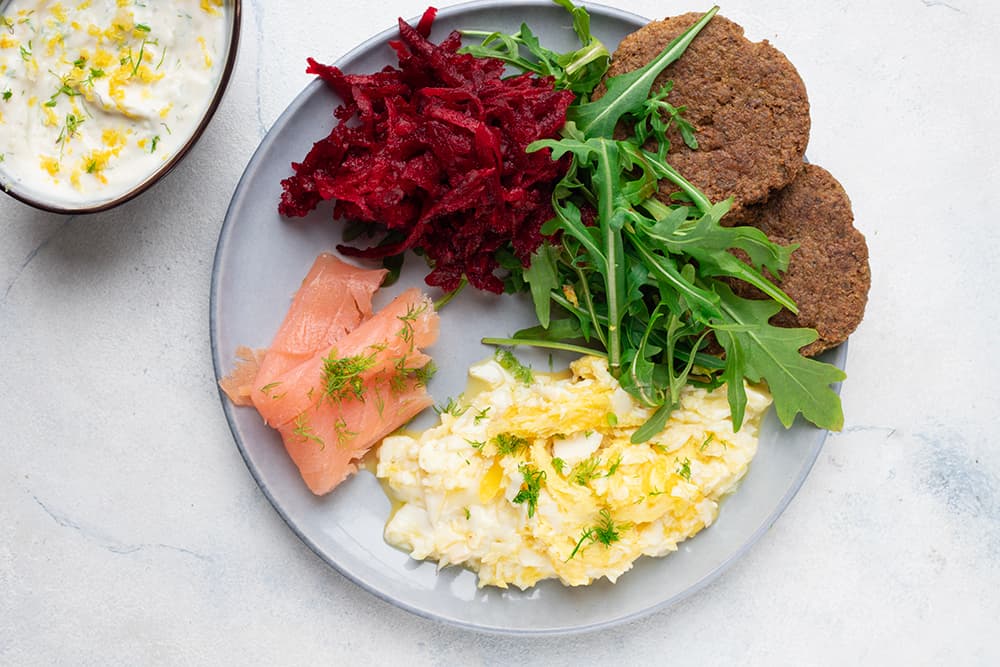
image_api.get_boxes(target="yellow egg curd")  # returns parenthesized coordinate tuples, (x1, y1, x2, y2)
(376, 354, 773, 589)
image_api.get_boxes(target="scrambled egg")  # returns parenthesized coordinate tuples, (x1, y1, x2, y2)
(375, 355, 772, 589)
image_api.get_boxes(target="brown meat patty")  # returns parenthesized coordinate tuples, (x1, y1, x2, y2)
(606, 13, 810, 214)
(731, 164, 870, 356)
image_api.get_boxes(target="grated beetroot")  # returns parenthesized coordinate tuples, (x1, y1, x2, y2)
(278, 8, 575, 293)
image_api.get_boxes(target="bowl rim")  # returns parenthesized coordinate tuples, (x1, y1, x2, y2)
(0, 0, 243, 215)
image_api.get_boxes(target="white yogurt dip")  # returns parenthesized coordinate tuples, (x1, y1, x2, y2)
(0, 0, 229, 207)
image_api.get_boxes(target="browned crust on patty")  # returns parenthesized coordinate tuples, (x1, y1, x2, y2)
(606, 13, 810, 215)
(732, 164, 870, 356)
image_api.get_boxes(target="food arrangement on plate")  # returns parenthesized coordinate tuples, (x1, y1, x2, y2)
(0, 0, 238, 213)
(214, 0, 870, 625)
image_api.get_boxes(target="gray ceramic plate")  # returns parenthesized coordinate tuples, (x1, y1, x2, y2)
(210, 0, 846, 635)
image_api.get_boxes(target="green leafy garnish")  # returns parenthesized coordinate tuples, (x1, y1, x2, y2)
(473, 406, 491, 424)
(512, 463, 546, 517)
(460, 0, 610, 97)
(259, 381, 282, 396)
(321, 348, 377, 402)
(435, 396, 467, 417)
(476, 2, 846, 439)
(568, 508, 629, 560)
(675, 457, 692, 481)
(570, 455, 601, 486)
(713, 283, 846, 429)
(397, 302, 428, 343)
(56, 113, 85, 153)
(495, 348, 533, 384)
(605, 454, 622, 477)
(332, 416, 357, 445)
(492, 432, 530, 457)
(567, 7, 718, 139)
(292, 414, 325, 450)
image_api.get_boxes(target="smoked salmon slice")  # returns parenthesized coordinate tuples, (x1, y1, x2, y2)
(278, 374, 434, 495)
(252, 288, 438, 428)
(220, 251, 440, 496)
(220, 254, 438, 495)
(219, 253, 386, 406)
(253, 287, 439, 495)
(256, 253, 387, 381)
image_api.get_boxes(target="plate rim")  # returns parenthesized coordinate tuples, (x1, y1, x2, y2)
(209, 0, 845, 636)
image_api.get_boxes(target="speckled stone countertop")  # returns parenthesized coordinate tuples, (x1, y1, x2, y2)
(2, 0, 998, 664)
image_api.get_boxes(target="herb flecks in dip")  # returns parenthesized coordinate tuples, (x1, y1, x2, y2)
(0, 0, 227, 206)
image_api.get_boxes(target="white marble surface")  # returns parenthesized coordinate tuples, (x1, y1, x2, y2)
(2, 0, 998, 663)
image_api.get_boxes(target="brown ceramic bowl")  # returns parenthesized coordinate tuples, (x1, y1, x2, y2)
(0, 0, 242, 214)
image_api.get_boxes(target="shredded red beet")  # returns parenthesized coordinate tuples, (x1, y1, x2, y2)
(278, 7, 575, 293)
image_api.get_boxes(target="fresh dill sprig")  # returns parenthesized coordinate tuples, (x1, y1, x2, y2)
(321, 348, 377, 402)
(568, 508, 629, 560)
(434, 396, 468, 417)
(397, 302, 428, 344)
(56, 112, 85, 154)
(473, 406, 491, 424)
(333, 416, 357, 446)
(292, 414, 325, 450)
(492, 432, 529, 457)
(570, 455, 601, 485)
(413, 360, 436, 386)
(512, 463, 546, 518)
(675, 457, 692, 481)
(605, 454, 623, 477)
(495, 348, 533, 384)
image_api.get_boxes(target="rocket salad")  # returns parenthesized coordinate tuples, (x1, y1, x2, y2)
(469, 3, 844, 437)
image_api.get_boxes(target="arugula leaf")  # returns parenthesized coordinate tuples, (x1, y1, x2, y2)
(713, 283, 846, 430)
(639, 195, 799, 311)
(514, 318, 585, 342)
(568, 7, 718, 138)
(460, 4, 610, 96)
(524, 242, 560, 328)
(634, 81, 699, 152)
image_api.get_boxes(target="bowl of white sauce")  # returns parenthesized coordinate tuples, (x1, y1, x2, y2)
(0, 0, 241, 214)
